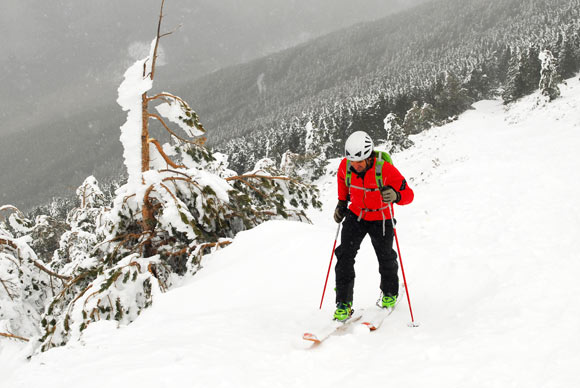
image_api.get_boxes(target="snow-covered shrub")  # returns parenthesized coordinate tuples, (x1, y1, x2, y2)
(0, 210, 54, 340)
(39, 142, 320, 352)
(37, 177, 108, 350)
(50, 177, 106, 275)
(39, 252, 165, 351)
(277, 121, 330, 182)
(28, 215, 69, 265)
(280, 150, 300, 175)
(2, 204, 69, 267)
(384, 113, 414, 153)
(0, 206, 34, 238)
(233, 158, 322, 225)
(403, 101, 436, 135)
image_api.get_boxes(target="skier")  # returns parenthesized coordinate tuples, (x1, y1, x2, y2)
(332, 131, 414, 321)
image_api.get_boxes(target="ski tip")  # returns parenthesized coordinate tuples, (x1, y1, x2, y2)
(303, 333, 321, 343)
(361, 322, 377, 331)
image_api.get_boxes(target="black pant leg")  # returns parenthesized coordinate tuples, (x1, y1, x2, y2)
(334, 211, 367, 303)
(368, 220, 399, 296)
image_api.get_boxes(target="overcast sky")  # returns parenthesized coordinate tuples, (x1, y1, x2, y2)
(0, 0, 430, 136)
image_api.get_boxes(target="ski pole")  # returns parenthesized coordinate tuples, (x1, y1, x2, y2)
(388, 204, 419, 327)
(319, 222, 341, 309)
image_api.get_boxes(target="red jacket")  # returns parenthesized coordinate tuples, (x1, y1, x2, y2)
(337, 157, 414, 221)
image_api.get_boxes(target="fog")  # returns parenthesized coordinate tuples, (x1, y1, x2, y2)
(0, 0, 429, 136)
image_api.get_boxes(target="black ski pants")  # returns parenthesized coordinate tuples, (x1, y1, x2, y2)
(334, 210, 399, 304)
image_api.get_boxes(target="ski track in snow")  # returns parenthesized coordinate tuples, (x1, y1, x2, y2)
(2, 77, 580, 387)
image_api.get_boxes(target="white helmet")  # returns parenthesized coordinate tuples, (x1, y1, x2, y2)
(345, 131, 374, 161)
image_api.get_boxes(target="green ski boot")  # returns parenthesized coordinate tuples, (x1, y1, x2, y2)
(333, 302, 353, 321)
(380, 294, 397, 309)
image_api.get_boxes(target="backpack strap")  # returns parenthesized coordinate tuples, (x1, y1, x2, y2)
(375, 158, 384, 190)
(375, 150, 393, 165)
(345, 160, 352, 187)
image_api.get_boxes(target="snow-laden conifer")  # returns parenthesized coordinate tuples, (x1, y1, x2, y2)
(403, 101, 436, 135)
(384, 113, 414, 153)
(35, 0, 320, 353)
(539, 50, 562, 102)
(0, 206, 57, 341)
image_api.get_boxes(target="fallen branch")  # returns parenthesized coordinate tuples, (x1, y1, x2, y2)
(0, 332, 29, 342)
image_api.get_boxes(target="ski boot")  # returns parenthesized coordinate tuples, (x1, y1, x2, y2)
(333, 301, 353, 321)
(380, 294, 397, 309)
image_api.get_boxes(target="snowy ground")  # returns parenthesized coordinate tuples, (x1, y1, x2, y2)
(2, 77, 580, 387)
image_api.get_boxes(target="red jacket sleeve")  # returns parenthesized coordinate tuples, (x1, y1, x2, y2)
(382, 162, 414, 205)
(337, 158, 349, 201)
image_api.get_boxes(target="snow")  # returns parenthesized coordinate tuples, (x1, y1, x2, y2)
(117, 39, 156, 189)
(305, 121, 315, 153)
(3, 76, 580, 387)
(155, 96, 205, 137)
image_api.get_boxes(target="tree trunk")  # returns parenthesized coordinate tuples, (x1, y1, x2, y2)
(141, 92, 150, 174)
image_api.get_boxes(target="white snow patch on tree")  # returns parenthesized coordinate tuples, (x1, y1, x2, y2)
(0, 235, 50, 339)
(538, 49, 561, 102)
(117, 39, 156, 189)
(304, 121, 315, 154)
(155, 96, 205, 137)
(76, 176, 105, 209)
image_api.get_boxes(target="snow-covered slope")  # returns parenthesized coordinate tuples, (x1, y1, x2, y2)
(2, 77, 580, 387)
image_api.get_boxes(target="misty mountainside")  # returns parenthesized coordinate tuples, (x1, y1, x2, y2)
(2, 0, 580, 212)
(196, 0, 580, 173)
(0, 0, 427, 211)
(1, 0, 426, 134)
(0, 103, 125, 210)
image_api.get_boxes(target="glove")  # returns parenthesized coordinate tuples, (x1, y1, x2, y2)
(333, 200, 348, 223)
(381, 186, 401, 204)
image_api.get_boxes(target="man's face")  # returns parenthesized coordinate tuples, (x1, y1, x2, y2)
(350, 159, 368, 173)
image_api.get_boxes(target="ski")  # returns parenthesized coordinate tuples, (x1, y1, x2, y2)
(360, 306, 396, 331)
(360, 296, 401, 331)
(303, 293, 403, 344)
(303, 309, 364, 344)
